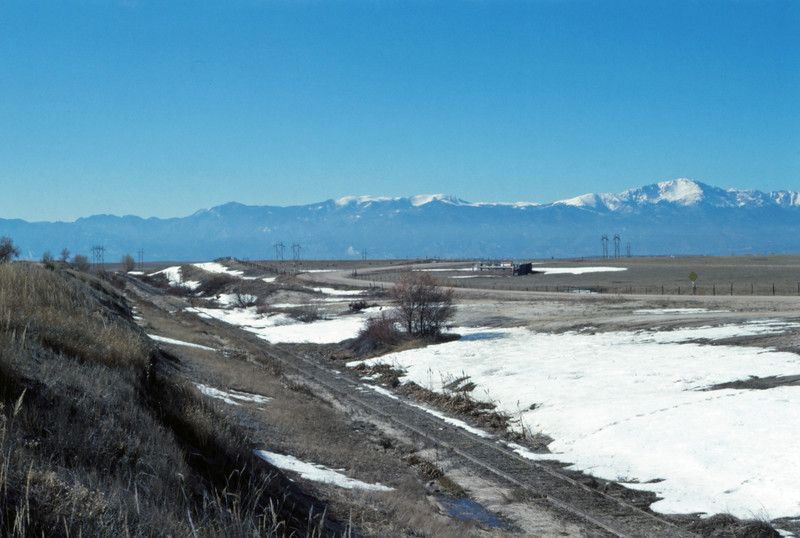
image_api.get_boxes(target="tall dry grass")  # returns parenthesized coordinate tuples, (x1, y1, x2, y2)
(0, 263, 343, 536)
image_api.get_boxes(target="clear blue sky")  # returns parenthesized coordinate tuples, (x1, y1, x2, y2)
(1, 0, 797, 221)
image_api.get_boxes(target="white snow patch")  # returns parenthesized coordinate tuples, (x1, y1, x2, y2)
(362, 384, 399, 400)
(407, 402, 493, 438)
(262, 276, 277, 283)
(215, 293, 258, 307)
(355, 321, 800, 519)
(186, 306, 382, 344)
(127, 270, 144, 275)
(254, 450, 393, 491)
(148, 266, 200, 290)
(192, 262, 245, 277)
(195, 383, 271, 406)
(148, 334, 215, 351)
(534, 266, 627, 275)
(635, 308, 728, 315)
(312, 287, 366, 296)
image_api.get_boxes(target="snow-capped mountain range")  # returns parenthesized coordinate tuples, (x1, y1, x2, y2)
(2, 179, 799, 260)
(555, 178, 800, 211)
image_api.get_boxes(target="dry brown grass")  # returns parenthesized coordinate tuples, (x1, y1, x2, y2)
(0, 263, 345, 537)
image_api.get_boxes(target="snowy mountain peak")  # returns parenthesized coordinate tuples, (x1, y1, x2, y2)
(334, 195, 401, 207)
(409, 194, 464, 206)
(654, 178, 704, 206)
(334, 193, 466, 207)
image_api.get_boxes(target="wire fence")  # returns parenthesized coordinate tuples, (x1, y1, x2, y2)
(441, 281, 800, 297)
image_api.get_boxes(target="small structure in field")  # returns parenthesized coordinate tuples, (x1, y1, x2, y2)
(514, 262, 533, 276)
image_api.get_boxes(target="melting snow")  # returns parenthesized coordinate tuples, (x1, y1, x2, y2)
(254, 450, 393, 491)
(148, 266, 200, 290)
(148, 334, 215, 351)
(635, 308, 728, 315)
(533, 266, 627, 275)
(193, 262, 244, 277)
(214, 293, 258, 307)
(312, 287, 365, 296)
(407, 401, 492, 438)
(186, 305, 383, 344)
(354, 321, 800, 519)
(195, 383, 271, 406)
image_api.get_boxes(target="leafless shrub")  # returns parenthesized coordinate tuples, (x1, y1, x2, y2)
(233, 288, 258, 308)
(285, 305, 321, 323)
(350, 314, 403, 356)
(348, 299, 372, 312)
(0, 237, 20, 264)
(59, 248, 70, 263)
(72, 254, 90, 272)
(391, 272, 454, 337)
(196, 273, 237, 296)
(121, 253, 136, 272)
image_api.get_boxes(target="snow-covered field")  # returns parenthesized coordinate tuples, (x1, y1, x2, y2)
(254, 450, 392, 491)
(351, 320, 800, 520)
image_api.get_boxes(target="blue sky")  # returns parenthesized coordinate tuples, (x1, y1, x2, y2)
(1, 0, 797, 221)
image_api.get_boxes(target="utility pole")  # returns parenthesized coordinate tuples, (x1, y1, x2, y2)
(613, 234, 621, 259)
(273, 242, 285, 261)
(626, 241, 631, 258)
(291, 243, 301, 261)
(362, 248, 367, 261)
(91, 245, 105, 271)
(601, 235, 609, 259)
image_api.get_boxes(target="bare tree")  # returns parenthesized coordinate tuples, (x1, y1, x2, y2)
(59, 248, 70, 263)
(41, 250, 53, 263)
(391, 272, 455, 337)
(0, 237, 20, 264)
(72, 254, 90, 272)
(121, 254, 136, 272)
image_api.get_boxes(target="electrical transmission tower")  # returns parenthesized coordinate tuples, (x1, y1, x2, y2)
(626, 242, 631, 258)
(362, 248, 367, 261)
(291, 243, 301, 261)
(137, 249, 144, 270)
(273, 242, 285, 261)
(90, 245, 105, 271)
(613, 234, 621, 259)
(601, 235, 609, 259)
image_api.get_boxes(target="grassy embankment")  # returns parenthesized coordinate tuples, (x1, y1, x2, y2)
(0, 263, 343, 536)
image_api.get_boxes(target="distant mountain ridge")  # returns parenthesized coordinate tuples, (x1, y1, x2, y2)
(2, 178, 799, 260)
(555, 178, 800, 211)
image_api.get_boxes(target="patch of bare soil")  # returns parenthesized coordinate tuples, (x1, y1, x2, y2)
(703, 374, 800, 391)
